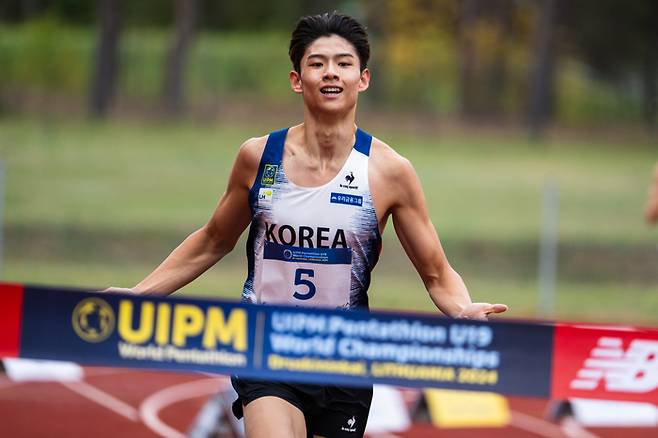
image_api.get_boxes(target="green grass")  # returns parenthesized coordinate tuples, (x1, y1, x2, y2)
(1, 116, 657, 325)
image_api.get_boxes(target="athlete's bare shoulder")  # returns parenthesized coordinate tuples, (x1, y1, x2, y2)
(369, 136, 416, 185)
(236, 135, 267, 168)
(230, 135, 268, 189)
(369, 136, 419, 218)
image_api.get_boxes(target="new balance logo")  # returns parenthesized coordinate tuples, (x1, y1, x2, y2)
(570, 337, 658, 393)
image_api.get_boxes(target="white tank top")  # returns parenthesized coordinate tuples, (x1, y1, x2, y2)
(241, 127, 381, 309)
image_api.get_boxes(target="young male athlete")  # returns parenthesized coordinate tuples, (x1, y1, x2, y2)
(108, 12, 507, 438)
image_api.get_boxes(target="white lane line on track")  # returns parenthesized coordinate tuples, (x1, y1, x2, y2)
(61, 381, 139, 422)
(140, 377, 228, 438)
(369, 433, 402, 438)
(510, 410, 569, 438)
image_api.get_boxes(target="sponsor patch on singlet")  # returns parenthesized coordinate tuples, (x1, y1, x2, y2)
(330, 192, 362, 206)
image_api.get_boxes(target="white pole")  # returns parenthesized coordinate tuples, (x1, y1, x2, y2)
(538, 181, 559, 317)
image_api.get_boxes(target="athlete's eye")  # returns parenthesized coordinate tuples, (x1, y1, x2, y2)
(339, 62, 352, 67)
(309, 62, 323, 68)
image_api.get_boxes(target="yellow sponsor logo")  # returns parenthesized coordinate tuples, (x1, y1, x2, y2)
(261, 164, 278, 186)
(72, 298, 116, 342)
(72, 298, 248, 352)
(117, 300, 247, 351)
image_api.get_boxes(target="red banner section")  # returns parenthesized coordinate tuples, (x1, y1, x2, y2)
(552, 324, 658, 403)
(0, 283, 24, 357)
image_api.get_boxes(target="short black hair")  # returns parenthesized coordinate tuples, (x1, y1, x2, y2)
(289, 12, 370, 73)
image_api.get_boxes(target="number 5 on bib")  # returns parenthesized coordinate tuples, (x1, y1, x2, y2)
(293, 268, 316, 300)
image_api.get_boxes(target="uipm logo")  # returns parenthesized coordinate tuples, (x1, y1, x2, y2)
(571, 337, 658, 393)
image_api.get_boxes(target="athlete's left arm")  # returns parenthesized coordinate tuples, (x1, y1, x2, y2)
(384, 155, 507, 320)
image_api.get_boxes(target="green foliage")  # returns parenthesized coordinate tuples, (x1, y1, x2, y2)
(557, 60, 644, 123)
(0, 17, 90, 95)
(187, 32, 293, 101)
(377, 0, 458, 111)
(0, 23, 293, 105)
(0, 15, 652, 121)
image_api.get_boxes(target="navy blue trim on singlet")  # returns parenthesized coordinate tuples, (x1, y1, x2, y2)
(244, 128, 288, 302)
(249, 128, 289, 205)
(354, 128, 373, 156)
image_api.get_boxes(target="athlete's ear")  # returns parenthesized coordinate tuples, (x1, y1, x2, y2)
(290, 70, 303, 94)
(358, 68, 370, 92)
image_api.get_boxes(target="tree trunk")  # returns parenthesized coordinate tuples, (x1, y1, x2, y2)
(89, 0, 120, 118)
(459, 0, 479, 120)
(642, 3, 658, 137)
(527, 0, 557, 138)
(20, 0, 40, 19)
(486, 0, 512, 115)
(643, 50, 657, 136)
(163, 0, 198, 115)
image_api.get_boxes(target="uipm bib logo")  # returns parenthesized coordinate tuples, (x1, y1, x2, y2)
(72, 298, 116, 343)
(571, 337, 658, 393)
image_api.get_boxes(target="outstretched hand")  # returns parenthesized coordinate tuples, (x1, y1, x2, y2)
(457, 303, 508, 321)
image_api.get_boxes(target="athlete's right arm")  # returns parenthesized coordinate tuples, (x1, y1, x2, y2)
(106, 137, 265, 296)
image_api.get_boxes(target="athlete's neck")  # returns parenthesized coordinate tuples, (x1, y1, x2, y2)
(297, 111, 357, 161)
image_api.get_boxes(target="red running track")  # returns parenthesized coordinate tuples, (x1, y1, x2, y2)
(0, 366, 655, 438)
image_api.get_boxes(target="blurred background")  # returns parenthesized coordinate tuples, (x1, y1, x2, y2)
(0, 0, 656, 324)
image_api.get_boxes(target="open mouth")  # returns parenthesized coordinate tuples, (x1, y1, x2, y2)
(320, 86, 343, 95)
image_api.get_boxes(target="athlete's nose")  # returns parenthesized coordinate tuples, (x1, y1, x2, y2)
(323, 62, 339, 81)
(323, 72, 338, 81)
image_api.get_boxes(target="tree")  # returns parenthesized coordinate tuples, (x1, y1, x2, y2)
(162, 0, 198, 114)
(641, 4, 657, 134)
(561, 0, 657, 134)
(89, 0, 121, 118)
(526, 0, 557, 137)
(458, 0, 519, 120)
(458, 0, 479, 119)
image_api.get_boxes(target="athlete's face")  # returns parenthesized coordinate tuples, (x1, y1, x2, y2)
(289, 35, 370, 114)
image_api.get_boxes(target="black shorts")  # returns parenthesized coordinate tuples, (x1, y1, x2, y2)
(231, 376, 373, 437)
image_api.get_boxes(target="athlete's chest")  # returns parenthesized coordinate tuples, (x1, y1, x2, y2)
(255, 151, 371, 242)
(258, 173, 369, 229)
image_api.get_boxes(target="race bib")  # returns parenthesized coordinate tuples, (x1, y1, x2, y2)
(259, 241, 352, 307)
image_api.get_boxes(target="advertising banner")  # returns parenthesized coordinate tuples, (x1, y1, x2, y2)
(3, 282, 658, 402)
(552, 324, 658, 403)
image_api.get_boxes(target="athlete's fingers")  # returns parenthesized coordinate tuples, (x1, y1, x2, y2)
(101, 286, 136, 294)
(486, 303, 508, 314)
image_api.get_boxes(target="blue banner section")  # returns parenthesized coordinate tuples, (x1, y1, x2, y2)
(255, 307, 552, 397)
(18, 285, 553, 397)
(330, 192, 363, 206)
(264, 241, 352, 264)
(21, 286, 258, 375)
